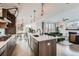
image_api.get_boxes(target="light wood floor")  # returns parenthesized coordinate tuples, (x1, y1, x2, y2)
(12, 37, 33, 56)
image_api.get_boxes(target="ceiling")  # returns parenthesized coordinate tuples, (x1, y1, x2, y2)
(0, 3, 79, 24)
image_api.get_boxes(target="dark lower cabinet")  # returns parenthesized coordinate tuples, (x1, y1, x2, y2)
(7, 38, 16, 56)
(29, 36, 56, 56)
(39, 40, 56, 56)
(0, 45, 7, 56)
(0, 37, 16, 56)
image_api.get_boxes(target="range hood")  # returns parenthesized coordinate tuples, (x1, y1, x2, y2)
(0, 18, 11, 28)
(4, 18, 12, 23)
(0, 19, 6, 23)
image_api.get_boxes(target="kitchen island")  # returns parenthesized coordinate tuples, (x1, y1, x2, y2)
(28, 33, 67, 56)
(0, 35, 16, 56)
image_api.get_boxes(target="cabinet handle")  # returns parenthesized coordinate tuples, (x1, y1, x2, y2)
(47, 42, 51, 46)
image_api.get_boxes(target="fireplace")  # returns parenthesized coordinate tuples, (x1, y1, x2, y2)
(69, 32, 79, 44)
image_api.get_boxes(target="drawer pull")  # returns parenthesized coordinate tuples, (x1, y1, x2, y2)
(47, 43, 51, 46)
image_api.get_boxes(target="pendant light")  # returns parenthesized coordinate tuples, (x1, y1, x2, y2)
(33, 10, 36, 22)
(41, 3, 44, 16)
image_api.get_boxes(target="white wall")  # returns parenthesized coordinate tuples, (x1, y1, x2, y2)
(44, 7, 79, 22)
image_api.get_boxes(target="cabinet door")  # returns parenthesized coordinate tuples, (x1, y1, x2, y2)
(7, 40, 12, 55)
(33, 42, 39, 56)
(33, 39, 39, 56)
(39, 40, 56, 56)
(30, 36, 39, 56)
(30, 37, 34, 50)
(7, 38, 16, 56)
(0, 45, 7, 56)
(28, 37, 30, 45)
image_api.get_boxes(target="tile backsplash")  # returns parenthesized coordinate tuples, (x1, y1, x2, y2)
(0, 28, 5, 36)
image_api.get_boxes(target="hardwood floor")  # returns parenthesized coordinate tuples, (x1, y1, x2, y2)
(57, 43, 79, 56)
(12, 36, 33, 56)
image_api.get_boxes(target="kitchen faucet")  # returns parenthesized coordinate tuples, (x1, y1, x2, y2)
(37, 29, 41, 35)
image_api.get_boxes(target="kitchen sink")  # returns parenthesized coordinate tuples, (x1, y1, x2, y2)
(33, 35, 39, 37)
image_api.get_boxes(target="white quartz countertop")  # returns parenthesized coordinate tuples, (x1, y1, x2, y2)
(29, 33, 67, 42)
(0, 35, 15, 49)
